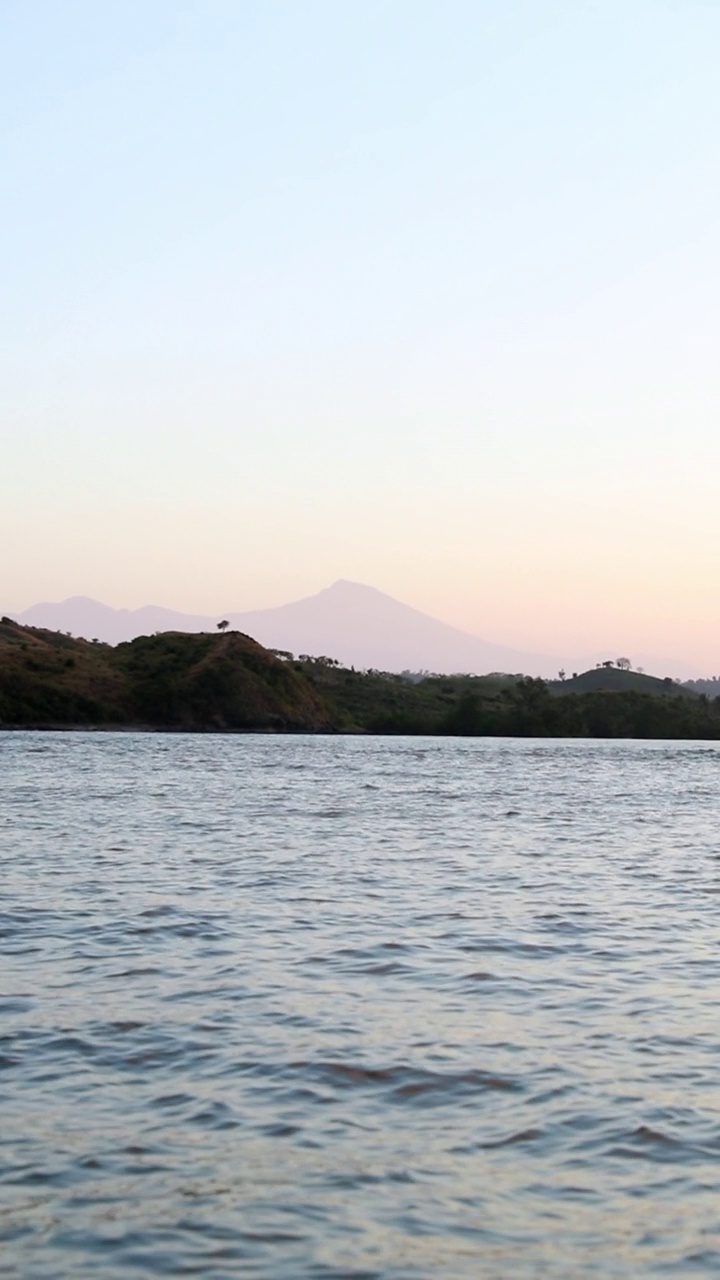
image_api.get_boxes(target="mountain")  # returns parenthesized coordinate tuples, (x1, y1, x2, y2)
(10, 597, 219, 645)
(9, 581, 560, 676)
(225, 580, 560, 675)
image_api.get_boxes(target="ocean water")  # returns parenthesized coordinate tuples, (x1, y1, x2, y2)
(2, 732, 720, 1278)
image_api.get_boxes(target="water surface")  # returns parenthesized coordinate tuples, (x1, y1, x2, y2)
(2, 733, 720, 1276)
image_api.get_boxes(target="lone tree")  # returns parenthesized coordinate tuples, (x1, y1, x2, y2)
(217, 619, 229, 632)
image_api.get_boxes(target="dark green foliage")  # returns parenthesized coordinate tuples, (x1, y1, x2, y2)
(306, 664, 720, 740)
(549, 667, 694, 698)
(683, 676, 720, 697)
(1, 618, 719, 738)
(0, 668, 108, 725)
(111, 631, 332, 730)
(0, 624, 331, 731)
(441, 692, 486, 735)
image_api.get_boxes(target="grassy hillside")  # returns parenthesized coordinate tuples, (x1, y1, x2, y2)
(0, 618, 127, 724)
(0, 620, 332, 731)
(293, 659, 517, 733)
(549, 668, 696, 698)
(112, 631, 332, 730)
(271, 662, 720, 738)
(1, 620, 719, 738)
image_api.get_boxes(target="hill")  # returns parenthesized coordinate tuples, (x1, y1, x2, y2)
(683, 677, 720, 697)
(549, 668, 696, 698)
(0, 619, 332, 731)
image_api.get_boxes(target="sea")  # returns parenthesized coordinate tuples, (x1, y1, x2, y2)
(2, 732, 720, 1277)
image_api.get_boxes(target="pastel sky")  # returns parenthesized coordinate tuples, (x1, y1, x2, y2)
(3, 1, 720, 667)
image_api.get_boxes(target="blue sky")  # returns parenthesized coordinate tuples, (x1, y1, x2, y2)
(3, 1, 720, 664)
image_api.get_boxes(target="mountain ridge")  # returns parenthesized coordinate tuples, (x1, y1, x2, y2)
(6, 580, 699, 678)
(7, 580, 561, 676)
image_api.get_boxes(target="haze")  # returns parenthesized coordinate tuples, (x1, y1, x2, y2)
(3, 1, 719, 669)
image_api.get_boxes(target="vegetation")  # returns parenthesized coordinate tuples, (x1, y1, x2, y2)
(295, 661, 713, 738)
(1, 618, 718, 738)
(683, 676, 720, 698)
(0, 620, 331, 731)
(547, 667, 694, 698)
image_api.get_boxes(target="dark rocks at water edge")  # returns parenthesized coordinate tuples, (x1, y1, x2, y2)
(0, 616, 717, 738)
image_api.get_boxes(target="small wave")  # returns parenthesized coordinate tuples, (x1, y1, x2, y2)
(0, 998, 33, 1014)
(283, 1060, 522, 1104)
(109, 966, 163, 978)
(189, 1101, 238, 1130)
(607, 1124, 694, 1162)
(452, 1127, 543, 1152)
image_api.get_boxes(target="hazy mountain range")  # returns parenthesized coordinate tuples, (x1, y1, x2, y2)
(6, 579, 697, 679)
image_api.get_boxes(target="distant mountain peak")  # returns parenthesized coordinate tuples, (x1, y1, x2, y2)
(6, 582, 699, 678)
(8, 581, 559, 673)
(325, 578, 383, 596)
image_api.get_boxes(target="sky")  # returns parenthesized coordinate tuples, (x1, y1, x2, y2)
(3, 0, 720, 668)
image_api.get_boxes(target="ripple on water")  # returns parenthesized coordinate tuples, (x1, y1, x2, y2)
(2, 733, 720, 1278)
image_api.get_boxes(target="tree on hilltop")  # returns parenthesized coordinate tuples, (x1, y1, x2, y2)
(217, 620, 229, 632)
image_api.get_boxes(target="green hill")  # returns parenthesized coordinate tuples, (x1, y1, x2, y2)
(549, 667, 696, 698)
(0, 620, 332, 731)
